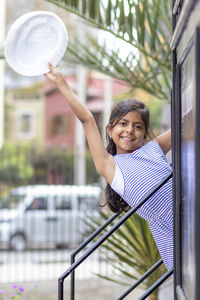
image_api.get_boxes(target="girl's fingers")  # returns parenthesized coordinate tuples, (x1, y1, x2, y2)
(48, 64, 60, 76)
(46, 63, 61, 82)
(48, 63, 57, 73)
(45, 72, 55, 81)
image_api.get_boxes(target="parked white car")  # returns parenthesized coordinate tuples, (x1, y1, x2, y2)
(0, 185, 101, 251)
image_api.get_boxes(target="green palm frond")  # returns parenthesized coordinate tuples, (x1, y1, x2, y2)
(65, 35, 170, 99)
(46, 1, 171, 52)
(86, 210, 166, 296)
(46, 0, 172, 101)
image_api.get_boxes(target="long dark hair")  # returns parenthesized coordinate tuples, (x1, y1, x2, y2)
(104, 99, 152, 213)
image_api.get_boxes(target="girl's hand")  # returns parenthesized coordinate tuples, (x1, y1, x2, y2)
(45, 63, 65, 85)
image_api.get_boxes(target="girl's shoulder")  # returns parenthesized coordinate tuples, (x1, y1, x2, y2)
(141, 139, 167, 160)
(143, 139, 163, 151)
(114, 139, 167, 160)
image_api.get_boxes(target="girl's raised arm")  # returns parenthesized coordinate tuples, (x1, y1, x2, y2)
(155, 129, 171, 155)
(45, 64, 115, 184)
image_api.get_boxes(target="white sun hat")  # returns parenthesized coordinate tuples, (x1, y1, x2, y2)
(4, 11, 68, 76)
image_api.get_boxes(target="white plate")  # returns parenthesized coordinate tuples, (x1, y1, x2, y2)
(4, 11, 68, 76)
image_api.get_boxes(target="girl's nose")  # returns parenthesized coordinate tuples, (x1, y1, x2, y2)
(126, 125, 134, 134)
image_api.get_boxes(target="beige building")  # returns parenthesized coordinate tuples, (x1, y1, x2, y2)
(5, 83, 45, 148)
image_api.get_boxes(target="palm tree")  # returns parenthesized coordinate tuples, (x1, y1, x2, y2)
(86, 211, 166, 300)
(46, 0, 172, 101)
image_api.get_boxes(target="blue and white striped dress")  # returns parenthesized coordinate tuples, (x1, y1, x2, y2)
(111, 140, 173, 271)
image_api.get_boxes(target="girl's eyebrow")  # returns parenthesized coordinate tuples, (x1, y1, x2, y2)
(120, 118, 144, 125)
(135, 121, 144, 124)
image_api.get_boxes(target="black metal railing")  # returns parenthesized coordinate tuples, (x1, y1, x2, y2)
(70, 212, 120, 300)
(58, 172, 173, 300)
(138, 268, 174, 300)
(117, 259, 163, 300)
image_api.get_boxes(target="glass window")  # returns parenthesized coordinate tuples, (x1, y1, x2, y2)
(78, 196, 98, 210)
(51, 115, 71, 136)
(181, 46, 196, 300)
(54, 195, 72, 210)
(28, 197, 47, 210)
(17, 109, 35, 139)
(0, 193, 26, 209)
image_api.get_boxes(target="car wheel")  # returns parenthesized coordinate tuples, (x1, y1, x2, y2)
(10, 233, 26, 251)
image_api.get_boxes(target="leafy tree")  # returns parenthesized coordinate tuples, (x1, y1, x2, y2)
(0, 143, 34, 186)
(0, 144, 99, 187)
(86, 150, 100, 184)
(33, 148, 99, 184)
(46, 0, 172, 101)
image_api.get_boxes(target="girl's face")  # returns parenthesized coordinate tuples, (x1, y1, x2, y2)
(107, 111, 147, 154)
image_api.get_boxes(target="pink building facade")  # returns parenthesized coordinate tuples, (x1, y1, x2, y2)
(44, 73, 129, 149)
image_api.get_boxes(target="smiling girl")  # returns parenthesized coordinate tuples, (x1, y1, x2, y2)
(45, 64, 173, 271)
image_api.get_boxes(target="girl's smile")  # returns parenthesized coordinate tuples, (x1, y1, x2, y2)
(107, 111, 146, 154)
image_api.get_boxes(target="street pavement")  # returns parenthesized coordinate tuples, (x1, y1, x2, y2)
(1, 279, 144, 300)
(0, 250, 173, 299)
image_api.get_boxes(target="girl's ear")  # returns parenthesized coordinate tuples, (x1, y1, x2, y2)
(106, 124, 112, 138)
(144, 131, 148, 140)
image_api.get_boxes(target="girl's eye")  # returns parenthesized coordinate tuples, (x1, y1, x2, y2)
(135, 124, 143, 130)
(120, 121, 127, 126)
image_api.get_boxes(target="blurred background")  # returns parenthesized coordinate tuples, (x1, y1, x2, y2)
(0, 0, 171, 193)
(0, 0, 172, 299)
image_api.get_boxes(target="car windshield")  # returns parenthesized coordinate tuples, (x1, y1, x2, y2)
(0, 194, 26, 209)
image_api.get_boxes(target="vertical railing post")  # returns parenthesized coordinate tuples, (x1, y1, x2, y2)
(70, 256, 75, 300)
(70, 212, 120, 300)
(58, 277, 64, 300)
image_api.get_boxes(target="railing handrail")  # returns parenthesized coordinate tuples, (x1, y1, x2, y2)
(117, 259, 164, 300)
(138, 268, 174, 300)
(58, 171, 173, 300)
(71, 212, 120, 258)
